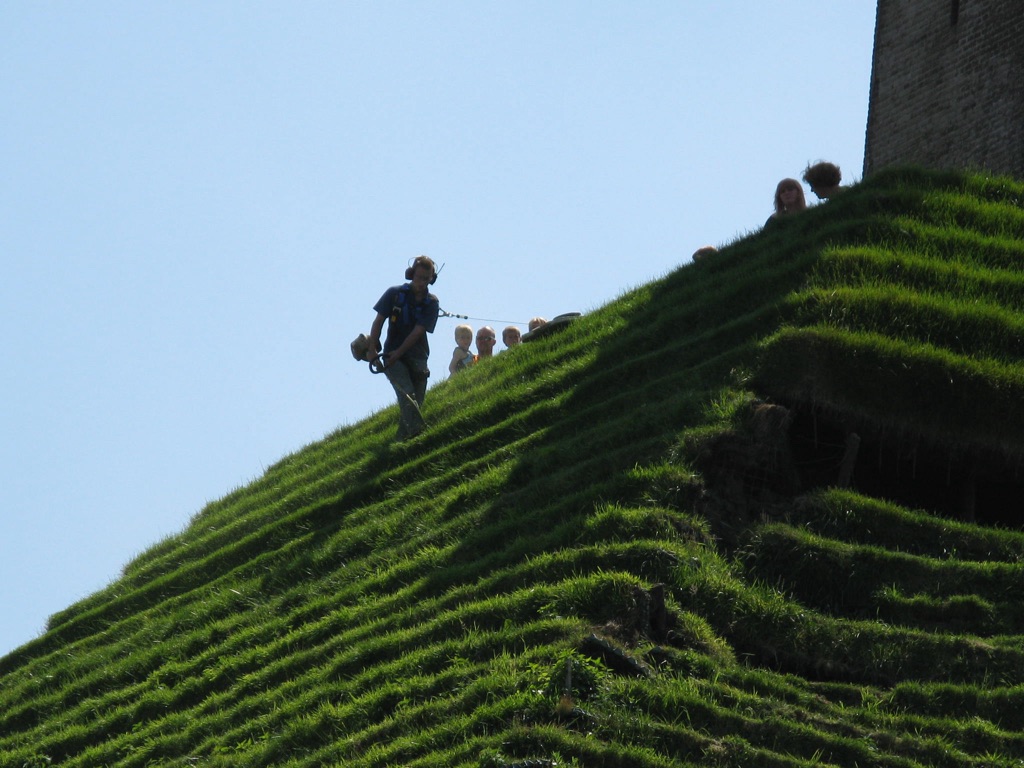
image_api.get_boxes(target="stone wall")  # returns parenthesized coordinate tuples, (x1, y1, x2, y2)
(864, 0, 1024, 179)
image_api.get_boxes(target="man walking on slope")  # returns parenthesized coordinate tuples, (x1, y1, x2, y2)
(366, 256, 440, 441)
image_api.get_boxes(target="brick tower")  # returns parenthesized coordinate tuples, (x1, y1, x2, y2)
(863, 0, 1024, 179)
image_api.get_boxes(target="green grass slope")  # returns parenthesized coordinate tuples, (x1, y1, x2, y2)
(4, 167, 1024, 767)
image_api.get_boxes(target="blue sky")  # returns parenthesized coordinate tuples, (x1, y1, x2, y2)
(1, 2, 877, 657)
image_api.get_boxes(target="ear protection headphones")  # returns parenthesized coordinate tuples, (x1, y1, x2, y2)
(405, 255, 439, 285)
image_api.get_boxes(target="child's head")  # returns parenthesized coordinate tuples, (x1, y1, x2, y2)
(502, 326, 522, 347)
(455, 324, 473, 349)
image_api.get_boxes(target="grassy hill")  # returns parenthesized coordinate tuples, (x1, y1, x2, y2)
(3, 167, 1024, 767)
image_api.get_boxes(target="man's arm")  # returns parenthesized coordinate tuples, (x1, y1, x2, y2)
(366, 312, 387, 361)
(386, 324, 426, 365)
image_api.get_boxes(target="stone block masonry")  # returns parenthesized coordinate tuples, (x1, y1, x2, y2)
(864, 0, 1024, 180)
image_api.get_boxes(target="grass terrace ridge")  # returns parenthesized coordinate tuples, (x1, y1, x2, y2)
(3, 167, 1024, 766)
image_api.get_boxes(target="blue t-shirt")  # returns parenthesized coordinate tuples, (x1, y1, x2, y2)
(373, 284, 439, 359)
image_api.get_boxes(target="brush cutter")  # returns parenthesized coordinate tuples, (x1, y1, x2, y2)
(350, 333, 387, 374)
(350, 333, 425, 434)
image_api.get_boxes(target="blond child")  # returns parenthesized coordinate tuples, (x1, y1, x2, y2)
(502, 325, 522, 348)
(449, 324, 475, 375)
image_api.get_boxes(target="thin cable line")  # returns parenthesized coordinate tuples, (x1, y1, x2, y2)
(439, 308, 529, 326)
